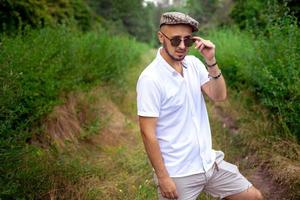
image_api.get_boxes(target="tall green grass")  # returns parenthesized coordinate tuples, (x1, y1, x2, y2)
(192, 17, 300, 140)
(0, 26, 147, 198)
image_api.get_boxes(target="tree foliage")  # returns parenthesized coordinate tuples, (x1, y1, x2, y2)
(230, 0, 299, 30)
(0, 0, 94, 32)
(87, 0, 158, 43)
(226, 0, 300, 140)
(185, 0, 219, 24)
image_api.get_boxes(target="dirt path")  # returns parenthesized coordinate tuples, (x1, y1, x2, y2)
(248, 167, 287, 199)
(212, 104, 291, 200)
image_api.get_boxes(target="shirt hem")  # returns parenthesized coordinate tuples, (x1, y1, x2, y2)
(168, 162, 215, 178)
(138, 111, 159, 117)
(201, 78, 210, 86)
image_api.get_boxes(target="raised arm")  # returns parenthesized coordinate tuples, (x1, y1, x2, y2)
(138, 116, 178, 199)
(201, 60, 227, 102)
(193, 36, 227, 102)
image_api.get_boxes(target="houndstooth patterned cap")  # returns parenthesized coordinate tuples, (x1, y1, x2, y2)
(160, 12, 199, 32)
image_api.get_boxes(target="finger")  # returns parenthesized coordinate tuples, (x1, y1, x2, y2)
(199, 44, 205, 52)
(168, 192, 177, 200)
(195, 36, 213, 47)
(161, 191, 167, 198)
(192, 36, 202, 41)
(195, 37, 208, 46)
(206, 42, 215, 49)
(169, 192, 175, 199)
(193, 37, 202, 45)
(196, 43, 205, 52)
(166, 192, 172, 199)
(174, 189, 179, 199)
(164, 192, 172, 199)
(195, 41, 203, 49)
(165, 191, 178, 199)
(202, 40, 215, 48)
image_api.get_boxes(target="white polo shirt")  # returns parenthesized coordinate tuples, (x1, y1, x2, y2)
(137, 48, 216, 177)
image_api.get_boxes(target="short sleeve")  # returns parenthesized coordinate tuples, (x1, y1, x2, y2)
(192, 56, 209, 86)
(136, 75, 161, 117)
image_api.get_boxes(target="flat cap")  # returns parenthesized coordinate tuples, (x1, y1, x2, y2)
(160, 12, 199, 32)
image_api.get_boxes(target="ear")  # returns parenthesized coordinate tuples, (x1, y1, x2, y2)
(157, 31, 163, 44)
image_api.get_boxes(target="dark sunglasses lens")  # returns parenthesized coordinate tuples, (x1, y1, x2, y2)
(170, 37, 182, 46)
(170, 37, 195, 47)
(184, 38, 195, 47)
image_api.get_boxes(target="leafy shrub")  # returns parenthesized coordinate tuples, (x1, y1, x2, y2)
(0, 26, 147, 198)
(230, 0, 294, 31)
(244, 16, 300, 138)
(191, 28, 256, 88)
(192, 16, 299, 140)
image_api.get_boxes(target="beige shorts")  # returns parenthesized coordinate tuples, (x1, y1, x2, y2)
(153, 151, 252, 200)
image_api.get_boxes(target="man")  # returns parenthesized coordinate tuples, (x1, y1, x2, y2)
(136, 12, 263, 200)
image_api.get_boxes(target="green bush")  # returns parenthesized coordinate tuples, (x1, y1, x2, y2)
(244, 16, 300, 138)
(230, 0, 293, 31)
(0, 26, 147, 198)
(192, 17, 299, 140)
(0, 0, 94, 33)
(191, 28, 256, 88)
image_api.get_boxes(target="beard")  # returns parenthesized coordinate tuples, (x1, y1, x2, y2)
(163, 41, 186, 61)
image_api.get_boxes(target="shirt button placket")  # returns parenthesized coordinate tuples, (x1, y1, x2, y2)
(185, 78, 207, 173)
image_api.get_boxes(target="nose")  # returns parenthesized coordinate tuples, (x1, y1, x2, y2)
(178, 39, 186, 49)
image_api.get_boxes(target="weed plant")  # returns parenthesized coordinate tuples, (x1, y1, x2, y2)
(0, 26, 147, 198)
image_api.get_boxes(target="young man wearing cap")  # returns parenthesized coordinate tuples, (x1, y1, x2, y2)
(136, 12, 263, 200)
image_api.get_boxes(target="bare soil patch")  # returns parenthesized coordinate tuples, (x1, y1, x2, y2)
(211, 103, 299, 200)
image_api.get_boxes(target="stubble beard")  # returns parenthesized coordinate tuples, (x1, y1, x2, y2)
(163, 42, 186, 62)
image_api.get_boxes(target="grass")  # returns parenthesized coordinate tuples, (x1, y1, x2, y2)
(206, 88, 300, 199)
(1, 21, 299, 199)
(0, 26, 148, 199)
(1, 83, 157, 199)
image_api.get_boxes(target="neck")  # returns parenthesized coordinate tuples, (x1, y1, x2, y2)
(160, 48, 183, 75)
(160, 48, 182, 67)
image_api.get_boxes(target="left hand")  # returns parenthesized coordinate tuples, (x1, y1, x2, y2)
(193, 36, 216, 62)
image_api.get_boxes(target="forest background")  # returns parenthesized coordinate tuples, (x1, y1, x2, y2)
(0, 0, 299, 199)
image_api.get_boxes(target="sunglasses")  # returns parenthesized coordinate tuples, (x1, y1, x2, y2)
(160, 31, 195, 47)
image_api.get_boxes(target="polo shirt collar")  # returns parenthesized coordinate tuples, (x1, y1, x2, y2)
(156, 47, 188, 75)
